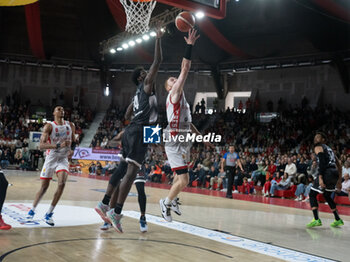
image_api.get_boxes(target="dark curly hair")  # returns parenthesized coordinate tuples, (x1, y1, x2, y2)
(131, 66, 144, 86)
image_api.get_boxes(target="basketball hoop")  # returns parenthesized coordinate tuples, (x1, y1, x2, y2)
(119, 0, 157, 34)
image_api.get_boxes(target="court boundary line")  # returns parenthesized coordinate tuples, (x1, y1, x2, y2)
(123, 210, 338, 262)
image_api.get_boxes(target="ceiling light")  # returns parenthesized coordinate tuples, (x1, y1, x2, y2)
(109, 48, 116, 54)
(195, 11, 205, 19)
(128, 40, 135, 46)
(142, 35, 150, 41)
(117, 47, 123, 51)
(105, 86, 110, 96)
(150, 31, 156, 37)
(136, 38, 142, 44)
(122, 43, 129, 49)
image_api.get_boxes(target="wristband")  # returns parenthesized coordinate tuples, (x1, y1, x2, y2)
(184, 44, 192, 60)
(56, 143, 61, 149)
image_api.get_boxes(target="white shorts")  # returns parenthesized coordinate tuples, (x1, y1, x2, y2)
(40, 155, 69, 180)
(165, 142, 191, 172)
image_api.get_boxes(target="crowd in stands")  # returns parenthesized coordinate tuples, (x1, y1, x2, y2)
(90, 101, 350, 201)
(90, 105, 126, 148)
(0, 93, 93, 171)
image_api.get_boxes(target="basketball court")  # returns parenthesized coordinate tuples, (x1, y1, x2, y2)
(1, 0, 350, 261)
(1, 171, 349, 262)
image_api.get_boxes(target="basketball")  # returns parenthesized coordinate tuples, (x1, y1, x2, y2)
(175, 11, 195, 32)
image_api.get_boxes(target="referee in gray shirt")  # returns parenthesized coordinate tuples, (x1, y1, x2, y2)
(220, 145, 244, 198)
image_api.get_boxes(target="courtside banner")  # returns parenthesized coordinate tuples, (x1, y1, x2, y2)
(72, 147, 120, 161)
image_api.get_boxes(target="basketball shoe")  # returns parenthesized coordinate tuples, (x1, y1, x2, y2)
(100, 222, 112, 231)
(0, 215, 11, 230)
(159, 199, 172, 222)
(139, 216, 148, 233)
(106, 209, 123, 233)
(171, 197, 181, 216)
(95, 202, 110, 223)
(306, 218, 322, 228)
(44, 212, 54, 226)
(26, 209, 35, 221)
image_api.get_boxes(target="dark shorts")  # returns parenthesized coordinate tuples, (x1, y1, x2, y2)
(311, 168, 339, 193)
(121, 123, 148, 168)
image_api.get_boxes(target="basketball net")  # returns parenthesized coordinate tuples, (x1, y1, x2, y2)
(119, 0, 157, 34)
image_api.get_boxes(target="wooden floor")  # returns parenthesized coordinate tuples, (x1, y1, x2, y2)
(1, 171, 349, 262)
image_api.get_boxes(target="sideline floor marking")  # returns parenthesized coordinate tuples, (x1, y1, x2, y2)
(123, 210, 335, 262)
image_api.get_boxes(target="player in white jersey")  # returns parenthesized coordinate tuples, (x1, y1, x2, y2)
(160, 29, 208, 222)
(27, 106, 76, 226)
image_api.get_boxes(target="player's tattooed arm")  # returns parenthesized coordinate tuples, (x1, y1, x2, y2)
(39, 123, 56, 150)
(144, 24, 164, 95)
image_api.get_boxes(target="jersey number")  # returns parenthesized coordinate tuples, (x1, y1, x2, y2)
(133, 95, 139, 111)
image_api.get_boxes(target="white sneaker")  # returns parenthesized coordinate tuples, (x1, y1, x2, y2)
(44, 212, 54, 226)
(159, 199, 172, 222)
(233, 190, 239, 194)
(139, 217, 148, 233)
(27, 209, 35, 221)
(171, 197, 181, 216)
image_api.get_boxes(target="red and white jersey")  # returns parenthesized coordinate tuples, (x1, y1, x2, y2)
(166, 91, 192, 136)
(46, 121, 72, 158)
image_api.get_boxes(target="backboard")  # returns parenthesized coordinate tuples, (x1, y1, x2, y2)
(157, 0, 227, 19)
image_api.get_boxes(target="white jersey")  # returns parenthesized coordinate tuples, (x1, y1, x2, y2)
(166, 91, 192, 136)
(46, 121, 72, 158)
(40, 120, 72, 179)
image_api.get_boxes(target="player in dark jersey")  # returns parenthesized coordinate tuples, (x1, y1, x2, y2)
(100, 28, 163, 233)
(307, 131, 344, 228)
(96, 88, 157, 232)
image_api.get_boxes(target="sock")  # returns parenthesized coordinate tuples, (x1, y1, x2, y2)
(102, 194, 111, 205)
(114, 203, 123, 214)
(31, 206, 36, 212)
(312, 209, 319, 220)
(47, 205, 55, 214)
(164, 197, 172, 206)
(140, 215, 146, 221)
(333, 210, 340, 221)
